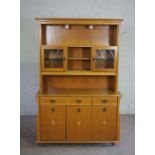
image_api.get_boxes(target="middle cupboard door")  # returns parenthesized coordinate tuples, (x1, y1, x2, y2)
(67, 106, 91, 141)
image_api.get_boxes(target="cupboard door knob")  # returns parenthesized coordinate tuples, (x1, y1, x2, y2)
(51, 120, 55, 126)
(102, 120, 106, 125)
(101, 99, 107, 103)
(63, 57, 66, 61)
(76, 99, 82, 103)
(77, 108, 81, 112)
(50, 99, 56, 104)
(102, 108, 106, 112)
(51, 107, 55, 112)
(77, 121, 81, 126)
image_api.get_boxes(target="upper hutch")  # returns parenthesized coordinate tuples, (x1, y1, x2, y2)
(36, 18, 122, 144)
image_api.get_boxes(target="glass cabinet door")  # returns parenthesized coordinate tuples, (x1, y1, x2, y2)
(92, 47, 117, 71)
(41, 46, 67, 71)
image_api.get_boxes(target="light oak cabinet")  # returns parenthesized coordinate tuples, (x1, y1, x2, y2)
(35, 18, 122, 144)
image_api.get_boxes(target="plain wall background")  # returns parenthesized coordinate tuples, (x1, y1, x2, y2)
(20, 0, 135, 115)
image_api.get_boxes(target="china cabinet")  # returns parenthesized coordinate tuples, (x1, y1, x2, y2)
(35, 18, 122, 144)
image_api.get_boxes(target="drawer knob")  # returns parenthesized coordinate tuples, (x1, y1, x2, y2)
(51, 107, 55, 112)
(76, 99, 82, 103)
(101, 99, 108, 103)
(102, 108, 106, 112)
(50, 99, 56, 103)
(77, 108, 81, 112)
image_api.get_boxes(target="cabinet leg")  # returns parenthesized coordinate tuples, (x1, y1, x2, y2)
(111, 143, 115, 146)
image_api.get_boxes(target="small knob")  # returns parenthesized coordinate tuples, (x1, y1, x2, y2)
(102, 120, 106, 125)
(51, 107, 55, 112)
(77, 121, 81, 126)
(102, 108, 106, 112)
(51, 120, 55, 126)
(77, 108, 81, 112)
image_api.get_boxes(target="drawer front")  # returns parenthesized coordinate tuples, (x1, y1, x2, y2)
(40, 97, 91, 105)
(68, 97, 91, 105)
(67, 106, 91, 141)
(93, 97, 117, 105)
(92, 105, 117, 141)
(40, 104, 66, 141)
(40, 97, 69, 105)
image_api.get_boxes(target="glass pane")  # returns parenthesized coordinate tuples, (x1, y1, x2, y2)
(95, 49, 115, 69)
(44, 49, 64, 68)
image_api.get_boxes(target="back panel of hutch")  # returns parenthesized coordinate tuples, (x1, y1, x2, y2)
(35, 18, 122, 144)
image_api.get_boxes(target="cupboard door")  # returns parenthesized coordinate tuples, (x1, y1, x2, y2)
(92, 105, 117, 141)
(67, 106, 91, 141)
(40, 104, 65, 141)
(41, 46, 67, 71)
(92, 46, 117, 72)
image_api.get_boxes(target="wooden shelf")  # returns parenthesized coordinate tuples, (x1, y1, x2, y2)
(38, 89, 120, 97)
(68, 58, 91, 60)
(41, 71, 116, 76)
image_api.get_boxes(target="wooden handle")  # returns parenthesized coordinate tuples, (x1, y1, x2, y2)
(76, 99, 82, 103)
(101, 99, 108, 103)
(49, 99, 56, 103)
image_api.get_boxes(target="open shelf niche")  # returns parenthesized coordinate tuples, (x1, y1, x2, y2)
(68, 47, 91, 71)
(40, 24, 118, 46)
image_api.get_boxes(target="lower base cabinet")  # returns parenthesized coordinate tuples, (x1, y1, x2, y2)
(40, 104, 66, 141)
(92, 105, 117, 141)
(38, 97, 119, 142)
(67, 106, 91, 141)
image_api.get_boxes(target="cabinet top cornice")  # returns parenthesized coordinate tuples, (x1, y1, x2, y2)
(35, 18, 123, 25)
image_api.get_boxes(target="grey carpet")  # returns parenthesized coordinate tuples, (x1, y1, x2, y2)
(20, 115, 135, 155)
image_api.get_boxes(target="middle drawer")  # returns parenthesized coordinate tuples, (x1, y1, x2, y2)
(40, 97, 91, 105)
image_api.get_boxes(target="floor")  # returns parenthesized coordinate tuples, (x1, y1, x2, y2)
(20, 115, 135, 155)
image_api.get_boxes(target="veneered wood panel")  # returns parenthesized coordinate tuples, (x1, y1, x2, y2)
(44, 25, 110, 45)
(92, 105, 117, 141)
(43, 76, 115, 90)
(92, 97, 117, 104)
(67, 106, 91, 141)
(40, 104, 65, 141)
(40, 96, 91, 105)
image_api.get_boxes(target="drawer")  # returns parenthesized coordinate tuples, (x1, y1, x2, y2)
(93, 97, 117, 105)
(40, 97, 69, 105)
(40, 97, 91, 105)
(68, 97, 91, 105)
